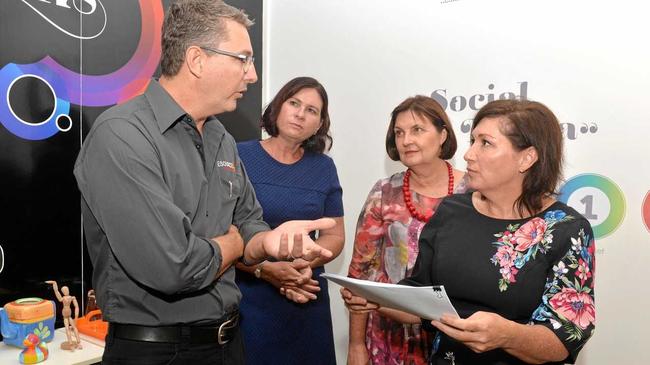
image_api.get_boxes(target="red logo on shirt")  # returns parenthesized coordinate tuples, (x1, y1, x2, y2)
(217, 161, 235, 172)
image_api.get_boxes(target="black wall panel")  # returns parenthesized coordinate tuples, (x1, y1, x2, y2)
(0, 0, 263, 335)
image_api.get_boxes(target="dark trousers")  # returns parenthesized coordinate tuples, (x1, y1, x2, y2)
(101, 325, 245, 365)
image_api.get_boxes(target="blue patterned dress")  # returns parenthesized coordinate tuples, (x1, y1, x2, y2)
(235, 140, 343, 365)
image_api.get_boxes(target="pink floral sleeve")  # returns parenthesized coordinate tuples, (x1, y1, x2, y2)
(348, 179, 386, 281)
(530, 215, 596, 362)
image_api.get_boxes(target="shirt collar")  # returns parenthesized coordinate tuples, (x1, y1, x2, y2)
(144, 79, 228, 136)
(144, 79, 187, 133)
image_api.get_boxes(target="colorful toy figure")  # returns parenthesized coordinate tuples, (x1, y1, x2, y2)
(0, 298, 55, 348)
(19, 333, 49, 364)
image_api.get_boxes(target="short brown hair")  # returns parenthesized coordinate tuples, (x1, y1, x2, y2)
(161, 0, 254, 77)
(472, 99, 564, 216)
(386, 95, 457, 161)
(261, 77, 332, 154)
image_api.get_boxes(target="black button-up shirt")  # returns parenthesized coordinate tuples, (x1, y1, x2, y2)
(74, 80, 269, 325)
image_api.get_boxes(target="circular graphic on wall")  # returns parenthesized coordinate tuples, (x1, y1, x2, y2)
(0, 65, 70, 140)
(0, 243, 4, 275)
(0, 1, 163, 141)
(558, 174, 625, 239)
(641, 191, 650, 232)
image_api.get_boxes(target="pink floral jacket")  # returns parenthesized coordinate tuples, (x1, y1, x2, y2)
(348, 171, 467, 365)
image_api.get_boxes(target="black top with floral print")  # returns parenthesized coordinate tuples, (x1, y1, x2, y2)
(402, 192, 596, 365)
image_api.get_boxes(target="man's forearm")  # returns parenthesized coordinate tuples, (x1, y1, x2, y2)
(242, 231, 269, 265)
(212, 225, 244, 277)
(214, 242, 240, 277)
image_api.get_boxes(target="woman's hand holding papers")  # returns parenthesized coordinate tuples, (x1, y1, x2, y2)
(340, 288, 379, 313)
(431, 312, 512, 353)
(340, 287, 423, 324)
(429, 311, 568, 362)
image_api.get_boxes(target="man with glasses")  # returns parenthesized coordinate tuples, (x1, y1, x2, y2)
(74, 1, 334, 364)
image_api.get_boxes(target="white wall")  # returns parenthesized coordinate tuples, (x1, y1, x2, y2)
(264, 1, 650, 364)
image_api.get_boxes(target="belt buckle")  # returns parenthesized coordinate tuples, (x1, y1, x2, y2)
(217, 314, 238, 345)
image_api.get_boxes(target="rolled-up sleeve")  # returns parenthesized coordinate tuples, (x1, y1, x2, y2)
(75, 120, 219, 295)
(232, 159, 270, 243)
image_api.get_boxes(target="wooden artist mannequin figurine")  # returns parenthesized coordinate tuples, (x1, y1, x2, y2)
(45, 280, 82, 350)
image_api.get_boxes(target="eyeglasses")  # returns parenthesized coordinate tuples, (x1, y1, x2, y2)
(200, 46, 255, 73)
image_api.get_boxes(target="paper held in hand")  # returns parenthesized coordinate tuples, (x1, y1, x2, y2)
(322, 272, 459, 320)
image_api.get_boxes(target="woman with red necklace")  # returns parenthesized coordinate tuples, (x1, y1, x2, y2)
(344, 100, 596, 365)
(346, 95, 466, 365)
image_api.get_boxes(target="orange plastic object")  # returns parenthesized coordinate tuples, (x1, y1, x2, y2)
(77, 309, 108, 341)
(4, 298, 54, 323)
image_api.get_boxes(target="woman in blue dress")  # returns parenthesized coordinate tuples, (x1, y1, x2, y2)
(235, 77, 345, 365)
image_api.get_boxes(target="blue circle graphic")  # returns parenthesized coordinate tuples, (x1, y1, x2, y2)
(0, 63, 70, 140)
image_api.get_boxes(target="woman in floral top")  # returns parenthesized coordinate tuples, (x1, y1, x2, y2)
(344, 99, 595, 364)
(347, 96, 466, 365)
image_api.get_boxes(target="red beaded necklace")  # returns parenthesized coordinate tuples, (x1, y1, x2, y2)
(402, 161, 454, 222)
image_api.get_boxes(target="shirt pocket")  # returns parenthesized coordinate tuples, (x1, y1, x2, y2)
(218, 170, 243, 198)
(213, 171, 244, 222)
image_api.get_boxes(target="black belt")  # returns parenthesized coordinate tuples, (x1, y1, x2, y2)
(110, 312, 239, 345)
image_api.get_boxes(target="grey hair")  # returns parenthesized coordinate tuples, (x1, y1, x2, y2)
(161, 0, 254, 77)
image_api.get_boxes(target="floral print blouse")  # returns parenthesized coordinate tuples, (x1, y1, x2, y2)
(402, 192, 596, 365)
(348, 171, 467, 365)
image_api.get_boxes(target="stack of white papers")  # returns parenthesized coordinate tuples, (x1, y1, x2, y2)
(322, 273, 459, 320)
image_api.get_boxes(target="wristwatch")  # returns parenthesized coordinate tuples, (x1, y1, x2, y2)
(254, 262, 266, 279)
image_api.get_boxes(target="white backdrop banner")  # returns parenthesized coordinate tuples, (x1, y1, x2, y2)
(265, 0, 650, 363)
